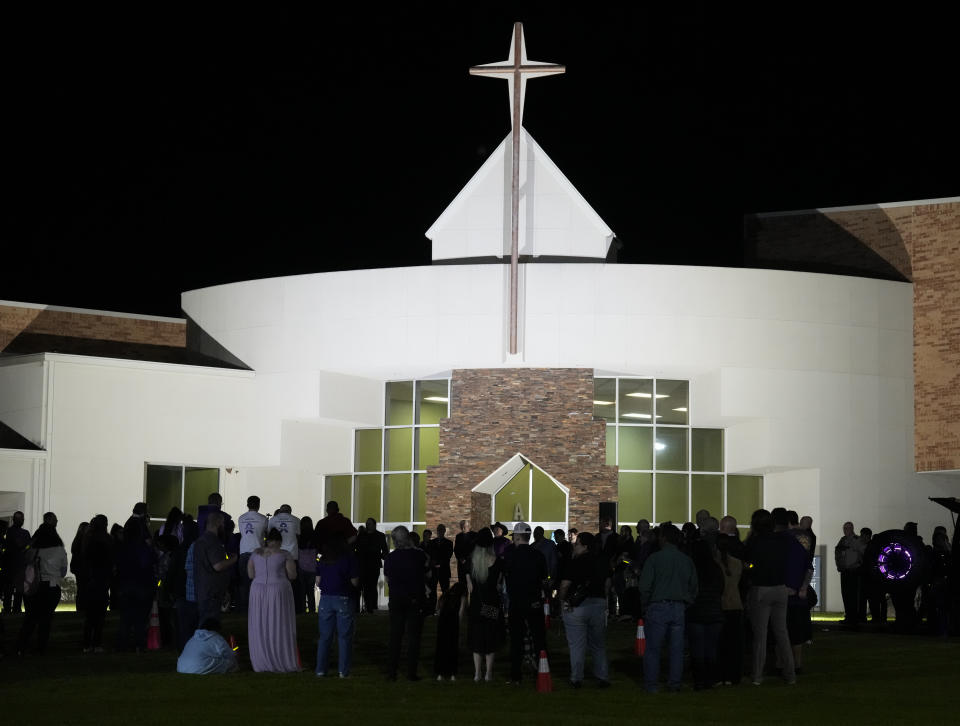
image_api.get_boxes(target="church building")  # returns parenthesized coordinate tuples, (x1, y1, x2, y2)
(1, 25, 958, 611)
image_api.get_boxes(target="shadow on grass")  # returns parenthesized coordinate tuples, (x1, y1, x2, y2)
(1, 610, 957, 725)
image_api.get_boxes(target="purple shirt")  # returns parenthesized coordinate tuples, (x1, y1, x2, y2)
(316, 553, 359, 597)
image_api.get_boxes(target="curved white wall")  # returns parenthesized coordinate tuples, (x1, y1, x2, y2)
(180, 264, 957, 610)
(182, 263, 913, 380)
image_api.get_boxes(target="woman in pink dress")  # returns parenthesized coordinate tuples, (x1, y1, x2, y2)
(247, 528, 299, 672)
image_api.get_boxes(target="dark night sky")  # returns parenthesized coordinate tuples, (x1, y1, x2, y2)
(7, 4, 958, 318)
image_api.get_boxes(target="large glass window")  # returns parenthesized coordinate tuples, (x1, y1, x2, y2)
(655, 428, 688, 471)
(599, 376, 759, 527)
(618, 378, 654, 422)
(619, 426, 653, 470)
(385, 381, 414, 426)
(329, 378, 447, 527)
(355, 429, 382, 472)
(656, 473, 688, 523)
(354, 475, 381, 523)
(692, 429, 723, 472)
(655, 379, 689, 425)
(416, 380, 449, 425)
(326, 475, 352, 515)
(593, 378, 616, 423)
(618, 472, 653, 523)
(727, 475, 763, 524)
(145, 464, 219, 522)
(384, 427, 413, 471)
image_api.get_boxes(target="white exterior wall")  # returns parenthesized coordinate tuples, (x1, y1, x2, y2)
(182, 263, 960, 610)
(0, 451, 45, 524)
(0, 358, 46, 447)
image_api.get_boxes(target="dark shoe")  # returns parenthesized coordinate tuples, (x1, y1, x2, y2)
(569, 680, 582, 689)
(597, 679, 612, 689)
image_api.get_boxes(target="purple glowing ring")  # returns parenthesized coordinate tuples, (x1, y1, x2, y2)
(877, 542, 913, 581)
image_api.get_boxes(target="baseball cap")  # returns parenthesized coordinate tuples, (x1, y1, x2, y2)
(512, 521, 532, 536)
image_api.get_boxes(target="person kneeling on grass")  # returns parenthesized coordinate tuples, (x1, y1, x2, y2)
(177, 618, 238, 675)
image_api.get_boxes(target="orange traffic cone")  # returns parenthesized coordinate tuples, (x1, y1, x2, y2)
(146, 598, 162, 650)
(536, 650, 553, 692)
(634, 618, 646, 656)
(543, 598, 551, 629)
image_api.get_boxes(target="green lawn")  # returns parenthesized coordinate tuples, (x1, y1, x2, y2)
(2, 610, 956, 725)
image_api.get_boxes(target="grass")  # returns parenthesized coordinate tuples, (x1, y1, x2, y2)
(2, 609, 957, 725)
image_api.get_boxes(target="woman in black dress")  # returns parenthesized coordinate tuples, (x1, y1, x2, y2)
(465, 527, 502, 682)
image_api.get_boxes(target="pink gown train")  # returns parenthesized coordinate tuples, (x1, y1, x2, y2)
(248, 550, 299, 672)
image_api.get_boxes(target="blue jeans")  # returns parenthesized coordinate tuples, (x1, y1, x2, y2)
(316, 595, 356, 676)
(563, 597, 609, 683)
(643, 600, 686, 692)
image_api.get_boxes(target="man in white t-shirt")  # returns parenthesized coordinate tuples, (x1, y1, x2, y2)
(237, 495, 267, 611)
(267, 504, 302, 607)
(267, 504, 300, 559)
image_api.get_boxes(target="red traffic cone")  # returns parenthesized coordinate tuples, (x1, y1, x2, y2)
(543, 598, 551, 629)
(146, 598, 162, 650)
(634, 618, 646, 656)
(536, 650, 553, 693)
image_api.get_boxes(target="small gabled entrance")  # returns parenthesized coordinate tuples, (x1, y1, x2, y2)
(471, 453, 568, 532)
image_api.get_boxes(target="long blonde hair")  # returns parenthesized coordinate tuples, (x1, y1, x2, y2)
(470, 543, 495, 585)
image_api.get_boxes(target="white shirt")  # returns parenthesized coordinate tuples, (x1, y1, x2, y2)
(237, 511, 268, 555)
(267, 513, 300, 558)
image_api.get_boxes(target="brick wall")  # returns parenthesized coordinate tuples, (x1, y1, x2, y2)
(426, 368, 618, 534)
(0, 304, 186, 352)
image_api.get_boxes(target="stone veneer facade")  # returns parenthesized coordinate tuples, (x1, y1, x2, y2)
(426, 368, 618, 534)
(0, 303, 186, 352)
(822, 201, 959, 472)
(746, 200, 959, 472)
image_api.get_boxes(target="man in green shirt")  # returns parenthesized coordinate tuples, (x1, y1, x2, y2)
(638, 523, 698, 693)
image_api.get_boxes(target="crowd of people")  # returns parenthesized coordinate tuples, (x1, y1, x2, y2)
(0, 497, 953, 689)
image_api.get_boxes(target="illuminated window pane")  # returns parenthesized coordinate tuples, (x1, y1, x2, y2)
(145, 465, 180, 521)
(656, 380, 689, 425)
(691, 474, 723, 520)
(692, 429, 723, 472)
(531, 467, 565, 522)
(355, 429, 382, 472)
(416, 427, 439, 468)
(618, 472, 653, 524)
(413, 473, 427, 522)
(416, 380, 449, 425)
(326, 475, 352, 516)
(184, 467, 219, 518)
(618, 378, 653, 423)
(620, 426, 653, 470)
(593, 378, 616, 422)
(384, 427, 412, 471)
(385, 381, 414, 426)
(656, 473, 688, 524)
(494, 464, 529, 523)
(655, 428, 687, 471)
(605, 425, 616, 466)
(727, 475, 763, 524)
(354, 475, 381, 523)
(384, 473, 412, 522)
